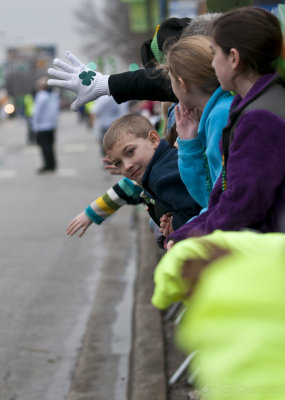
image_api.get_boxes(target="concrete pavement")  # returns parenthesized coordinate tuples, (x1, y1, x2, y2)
(0, 111, 169, 400)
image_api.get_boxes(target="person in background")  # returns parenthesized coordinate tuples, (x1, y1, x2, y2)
(32, 77, 60, 174)
(83, 101, 95, 129)
(23, 91, 35, 144)
(91, 95, 129, 155)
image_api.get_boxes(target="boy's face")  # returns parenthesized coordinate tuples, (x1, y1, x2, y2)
(107, 130, 160, 184)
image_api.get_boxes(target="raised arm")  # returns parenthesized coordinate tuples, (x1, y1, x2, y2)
(109, 68, 177, 104)
(48, 51, 110, 111)
(48, 51, 177, 111)
(66, 178, 143, 237)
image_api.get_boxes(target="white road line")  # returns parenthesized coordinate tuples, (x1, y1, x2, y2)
(55, 168, 78, 177)
(0, 169, 78, 178)
(62, 143, 89, 153)
(0, 170, 17, 178)
(22, 147, 38, 155)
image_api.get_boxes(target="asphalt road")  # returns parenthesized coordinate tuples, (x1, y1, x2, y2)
(0, 111, 137, 400)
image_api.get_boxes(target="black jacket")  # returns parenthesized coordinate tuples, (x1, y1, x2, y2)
(141, 139, 201, 230)
(108, 68, 178, 104)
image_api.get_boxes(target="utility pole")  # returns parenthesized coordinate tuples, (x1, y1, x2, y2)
(207, 0, 253, 12)
(159, 0, 168, 21)
(145, 0, 154, 36)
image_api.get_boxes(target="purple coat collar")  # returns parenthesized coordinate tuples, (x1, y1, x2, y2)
(230, 72, 279, 113)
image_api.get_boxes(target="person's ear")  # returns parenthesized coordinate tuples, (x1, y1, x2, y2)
(148, 130, 160, 148)
(178, 77, 187, 91)
(230, 48, 240, 70)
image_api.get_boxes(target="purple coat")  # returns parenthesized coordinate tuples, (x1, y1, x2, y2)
(169, 73, 285, 242)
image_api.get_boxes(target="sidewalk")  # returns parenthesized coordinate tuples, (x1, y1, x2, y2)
(128, 209, 167, 400)
(65, 207, 189, 400)
(133, 213, 189, 400)
(131, 210, 191, 400)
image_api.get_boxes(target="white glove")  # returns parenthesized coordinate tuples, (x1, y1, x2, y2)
(47, 51, 110, 111)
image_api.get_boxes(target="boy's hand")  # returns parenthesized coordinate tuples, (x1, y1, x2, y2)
(175, 102, 199, 140)
(48, 51, 110, 111)
(66, 211, 92, 237)
(159, 213, 174, 237)
(102, 156, 122, 175)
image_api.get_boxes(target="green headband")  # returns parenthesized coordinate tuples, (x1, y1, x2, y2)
(150, 27, 166, 64)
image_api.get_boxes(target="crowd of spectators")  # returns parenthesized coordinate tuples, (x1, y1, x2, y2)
(48, 7, 285, 400)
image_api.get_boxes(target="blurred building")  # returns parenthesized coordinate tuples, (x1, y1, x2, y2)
(169, 0, 200, 18)
(158, 0, 282, 19)
(206, 0, 281, 13)
(3, 45, 56, 98)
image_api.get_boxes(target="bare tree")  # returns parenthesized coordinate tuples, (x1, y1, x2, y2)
(73, 0, 150, 71)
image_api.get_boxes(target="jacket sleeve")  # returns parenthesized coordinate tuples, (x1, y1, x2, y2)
(204, 103, 226, 186)
(32, 92, 47, 131)
(177, 102, 228, 209)
(151, 238, 200, 309)
(88, 178, 143, 225)
(168, 110, 285, 241)
(108, 68, 177, 104)
(152, 230, 233, 309)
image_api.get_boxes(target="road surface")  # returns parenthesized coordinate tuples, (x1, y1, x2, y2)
(0, 111, 137, 400)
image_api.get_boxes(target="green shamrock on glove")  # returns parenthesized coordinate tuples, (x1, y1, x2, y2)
(79, 70, 96, 86)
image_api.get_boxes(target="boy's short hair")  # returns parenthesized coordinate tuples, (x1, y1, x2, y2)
(103, 114, 155, 152)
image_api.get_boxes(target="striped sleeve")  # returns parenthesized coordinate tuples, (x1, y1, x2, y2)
(86, 178, 143, 225)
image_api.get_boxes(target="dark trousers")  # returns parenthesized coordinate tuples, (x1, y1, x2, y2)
(26, 117, 36, 144)
(100, 127, 109, 156)
(36, 130, 56, 169)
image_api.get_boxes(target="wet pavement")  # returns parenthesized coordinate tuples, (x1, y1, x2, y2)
(0, 112, 138, 400)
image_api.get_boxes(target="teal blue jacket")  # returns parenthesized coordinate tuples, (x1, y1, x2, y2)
(178, 87, 233, 209)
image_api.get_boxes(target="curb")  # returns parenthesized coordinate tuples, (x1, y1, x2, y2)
(128, 209, 167, 400)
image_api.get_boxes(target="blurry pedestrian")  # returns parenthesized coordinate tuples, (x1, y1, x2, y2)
(84, 100, 95, 129)
(23, 91, 35, 144)
(32, 76, 60, 173)
(91, 95, 129, 155)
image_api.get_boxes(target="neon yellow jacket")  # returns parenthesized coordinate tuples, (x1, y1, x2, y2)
(23, 94, 34, 117)
(152, 229, 285, 309)
(152, 230, 285, 400)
